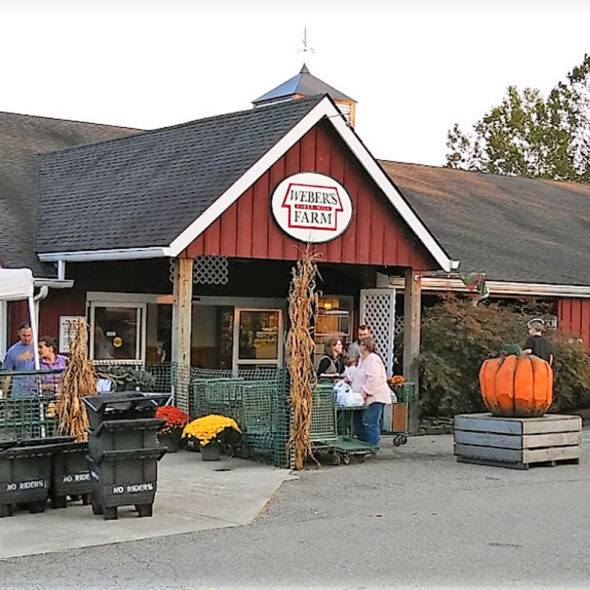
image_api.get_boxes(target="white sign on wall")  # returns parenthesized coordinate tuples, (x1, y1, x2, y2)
(59, 315, 84, 353)
(271, 172, 353, 243)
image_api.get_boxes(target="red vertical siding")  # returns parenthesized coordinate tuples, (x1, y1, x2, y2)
(268, 156, 286, 260)
(558, 298, 590, 345)
(236, 187, 253, 258)
(186, 120, 436, 270)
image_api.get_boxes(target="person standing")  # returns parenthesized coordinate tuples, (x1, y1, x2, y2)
(523, 318, 553, 366)
(38, 336, 68, 393)
(317, 337, 346, 377)
(347, 324, 372, 364)
(1, 322, 36, 397)
(351, 337, 392, 447)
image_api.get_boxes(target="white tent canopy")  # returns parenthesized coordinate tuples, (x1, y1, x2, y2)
(0, 268, 34, 301)
(0, 268, 39, 369)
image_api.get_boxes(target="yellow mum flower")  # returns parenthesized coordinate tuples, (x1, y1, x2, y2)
(182, 414, 241, 446)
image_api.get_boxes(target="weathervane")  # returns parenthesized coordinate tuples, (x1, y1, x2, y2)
(299, 27, 315, 55)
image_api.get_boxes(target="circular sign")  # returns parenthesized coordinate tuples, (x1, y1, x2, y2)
(113, 336, 123, 348)
(271, 172, 353, 243)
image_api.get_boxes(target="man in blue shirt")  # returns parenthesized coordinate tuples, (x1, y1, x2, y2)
(2, 322, 36, 397)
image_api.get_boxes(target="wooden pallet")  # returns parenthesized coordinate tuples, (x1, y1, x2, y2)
(454, 413, 582, 470)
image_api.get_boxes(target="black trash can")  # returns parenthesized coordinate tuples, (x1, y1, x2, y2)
(50, 440, 92, 509)
(15, 437, 92, 509)
(89, 447, 166, 519)
(0, 441, 55, 517)
(83, 392, 169, 432)
(83, 392, 169, 520)
(88, 418, 164, 456)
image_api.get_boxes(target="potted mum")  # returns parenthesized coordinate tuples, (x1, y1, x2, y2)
(387, 375, 407, 402)
(156, 406, 190, 453)
(182, 414, 241, 461)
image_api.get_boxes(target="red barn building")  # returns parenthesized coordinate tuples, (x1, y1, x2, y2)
(1, 65, 590, 421)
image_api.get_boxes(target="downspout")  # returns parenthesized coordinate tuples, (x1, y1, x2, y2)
(33, 286, 49, 336)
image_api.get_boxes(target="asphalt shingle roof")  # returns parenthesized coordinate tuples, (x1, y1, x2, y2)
(0, 111, 138, 276)
(380, 161, 590, 286)
(37, 96, 324, 254)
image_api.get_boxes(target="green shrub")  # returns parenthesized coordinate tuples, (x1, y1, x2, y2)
(417, 295, 590, 416)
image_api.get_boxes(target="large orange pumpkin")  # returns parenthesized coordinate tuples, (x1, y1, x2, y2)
(479, 354, 553, 417)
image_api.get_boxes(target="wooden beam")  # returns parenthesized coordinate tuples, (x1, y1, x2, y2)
(403, 268, 421, 433)
(171, 258, 193, 412)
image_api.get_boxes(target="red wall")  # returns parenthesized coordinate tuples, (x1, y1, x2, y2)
(7, 290, 86, 350)
(7, 300, 29, 344)
(183, 121, 436, 270)
(558, 298, 590, 345)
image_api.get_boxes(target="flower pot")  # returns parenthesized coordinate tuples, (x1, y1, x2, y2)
(158, 432, 181, 453)
(200, 441, 221, 461)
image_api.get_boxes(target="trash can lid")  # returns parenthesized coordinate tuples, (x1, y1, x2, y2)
(16, 436, 76, 447)
(82, 392, 170, 414)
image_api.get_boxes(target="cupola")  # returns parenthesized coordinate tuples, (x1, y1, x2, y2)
(252, 64, 357, 127)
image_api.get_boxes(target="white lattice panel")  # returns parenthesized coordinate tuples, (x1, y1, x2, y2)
(360, 288, 396, 377)
(169, 256, 229, 285)
(194, 255, 229, 285)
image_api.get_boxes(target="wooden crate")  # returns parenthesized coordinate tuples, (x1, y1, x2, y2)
(454, 413, 582, 470)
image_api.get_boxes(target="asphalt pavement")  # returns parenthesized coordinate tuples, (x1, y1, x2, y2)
(1, 431, 589, 589)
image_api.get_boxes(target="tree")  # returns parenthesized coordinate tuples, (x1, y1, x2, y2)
(446, 54, 590, 182)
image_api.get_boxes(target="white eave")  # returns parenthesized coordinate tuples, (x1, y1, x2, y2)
(38, 97, 457, 272)
(38, 247, 171, 263)
(389, 276, 590, 299)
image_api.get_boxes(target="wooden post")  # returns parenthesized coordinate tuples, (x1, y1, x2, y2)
(171, 258, 193, 412)
(403, 268, 421, 434)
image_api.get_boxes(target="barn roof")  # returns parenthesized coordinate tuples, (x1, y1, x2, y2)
(36, 97, 325, 254)
(380, 161, 590, 286)
(36, 96, 455, 272)
(0, 111, 138, 277)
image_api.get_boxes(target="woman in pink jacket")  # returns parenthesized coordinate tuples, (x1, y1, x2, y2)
(351, 337, 392, 446)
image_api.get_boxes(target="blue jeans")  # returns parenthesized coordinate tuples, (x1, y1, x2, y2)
(355, 402, 384, 446)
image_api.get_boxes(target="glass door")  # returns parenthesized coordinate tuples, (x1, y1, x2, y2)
(89, 302, 146, 364)
(233, 308, 283, 372)
(314, 296, 353, 368)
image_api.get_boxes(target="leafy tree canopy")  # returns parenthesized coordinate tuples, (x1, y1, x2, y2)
(446, 54, 590, 181)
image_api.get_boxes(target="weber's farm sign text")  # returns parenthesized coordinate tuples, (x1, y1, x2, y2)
(271, 173, 353, 243)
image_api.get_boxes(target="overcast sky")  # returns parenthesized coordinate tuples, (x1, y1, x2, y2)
(2, 0, 590, 165)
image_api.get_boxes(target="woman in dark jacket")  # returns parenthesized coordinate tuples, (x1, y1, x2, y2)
(317, 337, 346, 377)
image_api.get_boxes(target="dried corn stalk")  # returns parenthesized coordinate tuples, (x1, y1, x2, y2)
(56, 318, 96, 441)
(287, 245, 320, 470)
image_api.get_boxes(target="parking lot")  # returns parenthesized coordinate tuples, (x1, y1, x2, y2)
(1, 431, 588, 589)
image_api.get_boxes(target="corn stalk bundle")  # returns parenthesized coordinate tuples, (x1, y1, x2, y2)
(56, 318, 96, 441)
(287, 246, 320, 470)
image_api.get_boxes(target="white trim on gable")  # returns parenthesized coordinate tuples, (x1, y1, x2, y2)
(39, 97, 457, 271)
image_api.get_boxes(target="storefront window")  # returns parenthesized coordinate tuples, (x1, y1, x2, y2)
(238, 310, 280, 361)
(93, 306, 141, 360)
